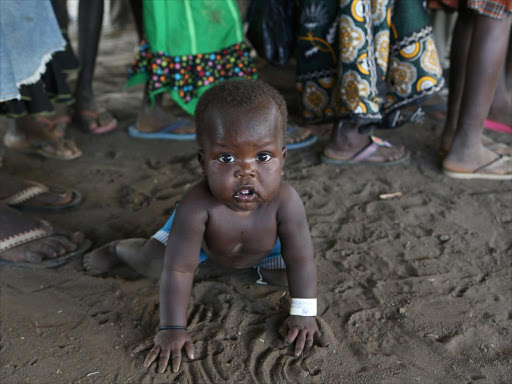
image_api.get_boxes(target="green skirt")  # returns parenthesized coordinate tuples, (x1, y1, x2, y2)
(127, 0, 257, 115)
(296, 0, 444, 128)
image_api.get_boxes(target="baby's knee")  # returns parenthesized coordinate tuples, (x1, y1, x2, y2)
(142, 238, 166, 259)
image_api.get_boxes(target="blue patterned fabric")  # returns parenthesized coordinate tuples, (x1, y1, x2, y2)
(0, 0, 65, 101)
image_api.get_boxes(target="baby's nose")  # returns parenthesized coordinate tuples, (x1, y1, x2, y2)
(235, 162, 256, 178)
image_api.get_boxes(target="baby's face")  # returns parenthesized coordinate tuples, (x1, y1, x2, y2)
(199, 97, 286, 213)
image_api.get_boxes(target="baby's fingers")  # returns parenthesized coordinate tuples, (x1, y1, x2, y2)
(294, 329, 307, 357)
(284, 327, 299, 345)
(304, 334, 314, 352)
(157, 349, 171, 374)
(132, 338, 154, 354)
(184, 340, 195, 360)
(171, 347, 182, 373)
(144, 345, 161, 368)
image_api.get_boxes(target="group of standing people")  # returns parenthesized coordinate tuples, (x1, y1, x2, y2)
(0, 1, 511, 264)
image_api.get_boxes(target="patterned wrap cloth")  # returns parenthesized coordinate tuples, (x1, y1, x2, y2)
(127, 0, 257, 115)
(468, 0, 512, 19)
(296, 0, 445, 129)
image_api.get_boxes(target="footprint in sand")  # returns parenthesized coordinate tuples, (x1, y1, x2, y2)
(0, 331, 7, 353)
(118, 185, 152, 211)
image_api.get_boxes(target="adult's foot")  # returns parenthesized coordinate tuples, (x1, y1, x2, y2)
(323, 121, 407, 164)
(0, 203, 89, 266)
(441, 132, 512, 156)
(0, 174, 80, 210)
(443, 144, 512, 177)
(286, 125, 314, 146)
(135, 103, 195, 135)
(75, 97, 118, 135)
(4, 117, 82, 160)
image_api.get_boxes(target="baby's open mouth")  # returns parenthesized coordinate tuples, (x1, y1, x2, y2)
(234, 186, 258, 201)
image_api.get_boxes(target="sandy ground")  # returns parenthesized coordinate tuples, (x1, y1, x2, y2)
(1, 27, 512, 384)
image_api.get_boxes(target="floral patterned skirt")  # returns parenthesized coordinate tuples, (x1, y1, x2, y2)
(296, 0, 445, 129)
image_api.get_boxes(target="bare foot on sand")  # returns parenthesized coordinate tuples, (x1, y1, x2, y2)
(83, 238, 161, 277)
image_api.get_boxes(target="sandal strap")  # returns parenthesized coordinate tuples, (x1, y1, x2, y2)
(2, 182, 49, 205)
(0, 225, 51, 252)
(474, 155, 511, 174)
(350, 136, 392, 163)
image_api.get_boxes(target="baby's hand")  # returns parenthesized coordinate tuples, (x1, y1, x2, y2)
(279, 316, 328, 356)
(132, 330, 194, 373)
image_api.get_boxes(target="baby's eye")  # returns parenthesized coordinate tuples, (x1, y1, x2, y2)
(218, 153, 235, 163)
(257, 153, 272, 162)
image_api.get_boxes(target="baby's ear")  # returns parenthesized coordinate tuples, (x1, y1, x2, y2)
(197, 150, 205, 170)
(281, 146, 287, 162)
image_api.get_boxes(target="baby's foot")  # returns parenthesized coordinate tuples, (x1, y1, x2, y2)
(83, 241, 120, 275)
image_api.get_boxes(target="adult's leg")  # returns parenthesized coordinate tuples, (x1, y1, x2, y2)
(440, 8, 474, 151)
(129, 0, 144, 41)
(77, 0, 103, 106)
(443, 13, 512, 173)
(76, 0, 117, 133)
(489, 31, 512, 122)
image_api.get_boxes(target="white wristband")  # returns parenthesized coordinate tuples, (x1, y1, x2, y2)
(290, 298, 317, 316)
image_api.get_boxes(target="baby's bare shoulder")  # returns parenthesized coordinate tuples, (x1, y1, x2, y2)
(276, 182, 307, 222)
(178, 180, 214, 214)
(276, 181, 303, 206)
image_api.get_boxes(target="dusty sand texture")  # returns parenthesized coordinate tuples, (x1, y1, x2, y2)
(1, 28, 512, 384)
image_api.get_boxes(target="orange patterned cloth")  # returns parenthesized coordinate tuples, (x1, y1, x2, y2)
(468, 0, 512, 18)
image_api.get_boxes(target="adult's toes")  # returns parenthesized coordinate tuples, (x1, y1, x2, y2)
(24, 251, 43, 263)
(53, 235, 79, 251)
(45, 238, 69, 255)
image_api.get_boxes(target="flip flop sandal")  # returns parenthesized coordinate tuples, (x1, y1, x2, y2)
(285, 124, 317, 150)
(484, 119, 512, 135)
(321, 135, 409, 166)
(128, 120, 196, 141)
(0, 239, 92, 269)
(4, 132, 82, 160)
(2, 181, 82, 212)
(32, 139, 82, 160)
(443, 155, 512, 180)
(78, 110, 118, 135)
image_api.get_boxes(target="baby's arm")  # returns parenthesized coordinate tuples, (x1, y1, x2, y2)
(134, 198, 207, 373)
(277, 184, 326, 355)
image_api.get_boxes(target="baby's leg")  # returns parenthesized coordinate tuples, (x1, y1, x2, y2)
(83, 238, 165, 278)
(258, 268, 288, 287)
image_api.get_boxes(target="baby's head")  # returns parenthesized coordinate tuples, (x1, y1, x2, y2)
(195, 80, 288, 211)
(195, 79, 287, 148)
